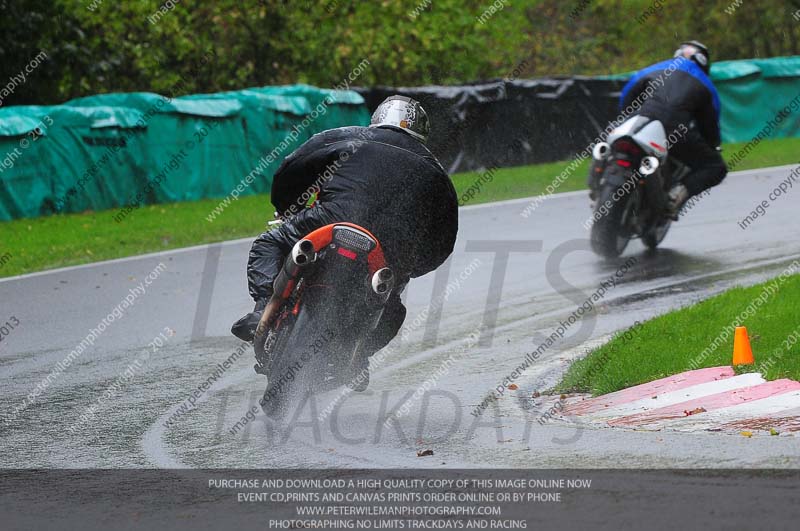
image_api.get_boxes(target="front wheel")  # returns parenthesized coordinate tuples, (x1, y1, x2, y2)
(590, 185, 635, 258)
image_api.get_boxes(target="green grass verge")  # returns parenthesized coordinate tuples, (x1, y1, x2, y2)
(1, 137, 799, 278)
(555, 273, 800, 396)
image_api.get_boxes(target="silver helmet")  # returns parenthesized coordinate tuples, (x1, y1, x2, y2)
(674, 40, 710, 74)
(369, 95, 430, 144)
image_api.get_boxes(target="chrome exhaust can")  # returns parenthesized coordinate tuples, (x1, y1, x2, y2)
(592, 142, 610, 160)
(639, 155, 660, 176)
(370, 267, 395, 299)
(291, 239, 317, 267)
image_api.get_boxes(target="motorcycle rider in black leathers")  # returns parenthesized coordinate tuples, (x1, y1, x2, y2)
(232, 96, 458, 390)
(619, 41, 727, 217)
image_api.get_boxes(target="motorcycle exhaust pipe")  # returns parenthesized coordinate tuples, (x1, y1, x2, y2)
(592, 142, 610, 160)
(272, 239, 317, 302)
(370, 267, 395, 301)
(639, 156, 660, 176)
(291, 239, 317, 267)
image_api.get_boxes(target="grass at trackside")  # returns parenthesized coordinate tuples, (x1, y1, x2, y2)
(1, 137, 800, 278)
(723, 136, 800, 172)
(451, 158, 590, 204)
(555, 274, 800, 397)
(0, 195, 273, 277)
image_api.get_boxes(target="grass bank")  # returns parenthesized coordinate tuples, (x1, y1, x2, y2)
(555, 271, 800, 396)
(1, 137, 798, 277)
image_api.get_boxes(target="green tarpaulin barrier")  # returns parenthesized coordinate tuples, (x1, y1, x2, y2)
(713, 57, 800, 143)
(252, 84, 369, 134)
(0, 105, 149, 220)
(0, 85, 367, 221)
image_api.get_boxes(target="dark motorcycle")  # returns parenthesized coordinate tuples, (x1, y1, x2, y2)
(587, 116, 689, 258)
(252, 222, 395, 418)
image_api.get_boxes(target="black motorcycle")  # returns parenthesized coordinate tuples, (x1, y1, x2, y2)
(587, 116, 690, 258)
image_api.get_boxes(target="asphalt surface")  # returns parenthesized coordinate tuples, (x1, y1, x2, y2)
(2, 164, 800, 469)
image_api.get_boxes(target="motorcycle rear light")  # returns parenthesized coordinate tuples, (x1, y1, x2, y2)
(333, 227, 374, 252)
(613, 139, 642, 155)
(337, 247, 357, 260)
(616, 160, 632, 167)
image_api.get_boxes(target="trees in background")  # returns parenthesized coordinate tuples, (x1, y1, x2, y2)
(2, 0, 800, 106)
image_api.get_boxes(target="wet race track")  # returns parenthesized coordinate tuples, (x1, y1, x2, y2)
(2, 164, 800, 469)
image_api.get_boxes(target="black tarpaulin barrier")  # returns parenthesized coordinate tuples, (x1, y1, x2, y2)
(357, 77, 625, 174)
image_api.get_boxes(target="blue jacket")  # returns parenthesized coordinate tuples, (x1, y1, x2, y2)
(620, 57, 721, 146)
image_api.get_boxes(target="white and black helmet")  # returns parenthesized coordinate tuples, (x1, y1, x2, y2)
(369, 95, 430, 144)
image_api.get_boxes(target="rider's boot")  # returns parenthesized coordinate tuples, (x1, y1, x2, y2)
(231, 298, 268, 342)
(668, 184, 690, 221)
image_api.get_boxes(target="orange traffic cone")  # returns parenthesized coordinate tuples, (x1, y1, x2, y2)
(732, 326, 755, 366)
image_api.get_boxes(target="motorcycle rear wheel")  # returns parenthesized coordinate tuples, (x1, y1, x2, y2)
(590, 185, 635, 258)
(259, 286, 357, 419)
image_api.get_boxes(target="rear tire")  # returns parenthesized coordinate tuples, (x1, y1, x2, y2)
(590, 185, 635, 258)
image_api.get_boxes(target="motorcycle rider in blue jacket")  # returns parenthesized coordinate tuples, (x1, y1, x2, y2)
(620, 41, 728, 218)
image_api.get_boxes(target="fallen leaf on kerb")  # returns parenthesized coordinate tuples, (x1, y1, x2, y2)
(684, 407, 707, 416)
